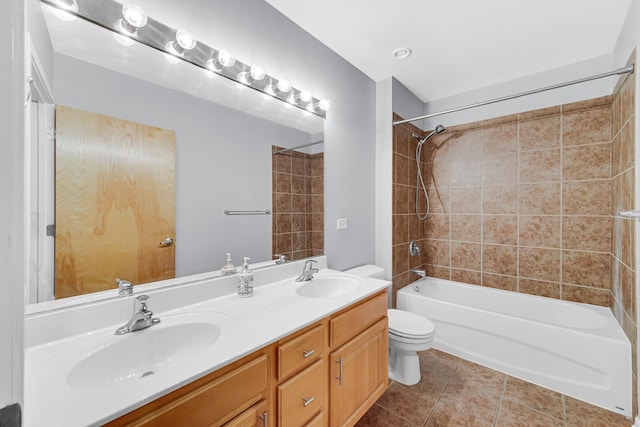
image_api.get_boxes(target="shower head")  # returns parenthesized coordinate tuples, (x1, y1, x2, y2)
(417, 124, 446, 146)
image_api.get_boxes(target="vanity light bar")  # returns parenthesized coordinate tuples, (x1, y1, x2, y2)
(40, 0, 329, 119)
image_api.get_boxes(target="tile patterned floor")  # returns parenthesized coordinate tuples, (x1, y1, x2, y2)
(356, 349, 631, 427)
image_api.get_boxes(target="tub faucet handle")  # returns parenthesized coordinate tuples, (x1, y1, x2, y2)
(409, 240, 420, 257)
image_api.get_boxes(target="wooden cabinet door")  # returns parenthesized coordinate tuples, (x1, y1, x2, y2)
(55, 105, 176, 298)
(330, 318, 388, 427)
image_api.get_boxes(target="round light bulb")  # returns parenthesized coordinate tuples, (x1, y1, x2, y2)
(277, 79, 292, 93)
(299, 90, 312, 103)
(250, 65, 265, 81)
(218, 50, 235, 68)
(205, 58, 220, 72)
(176, 29, 196, 50)
(122, 3, 147, 28)
(318, 100, 330, 111)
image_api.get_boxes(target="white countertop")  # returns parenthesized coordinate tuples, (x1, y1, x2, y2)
(24, 264, 389, 427)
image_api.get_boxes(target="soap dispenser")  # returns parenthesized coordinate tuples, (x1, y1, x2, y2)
(236, 257, 254, 297)
(221, 253, 237, 276)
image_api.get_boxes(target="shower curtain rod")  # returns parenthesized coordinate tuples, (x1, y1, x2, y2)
(272, 140, 324, 155)
(393, 64, 635, 126)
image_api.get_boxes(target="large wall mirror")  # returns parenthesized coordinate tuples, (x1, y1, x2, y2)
(26, 0, 325, 306)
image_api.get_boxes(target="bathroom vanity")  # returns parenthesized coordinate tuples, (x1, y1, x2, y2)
(24, 257, 389, 427)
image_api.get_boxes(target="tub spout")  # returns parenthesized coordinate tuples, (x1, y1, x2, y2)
(411, 268, 426, 278)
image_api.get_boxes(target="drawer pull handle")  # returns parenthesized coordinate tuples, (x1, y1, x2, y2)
(303, 396, 315, 407)
(259, 411, 268, 427)
(302, 349, 315, 358)
(336, 356, 343, 385)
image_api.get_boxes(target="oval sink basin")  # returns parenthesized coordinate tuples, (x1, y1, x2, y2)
(282, 273, 364, 298)
(67, 312, 230, 391)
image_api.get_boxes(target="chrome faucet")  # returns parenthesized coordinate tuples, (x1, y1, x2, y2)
(295, 259, 319, 282)
(115, 295, 160, 335)
(116, 278, 133, 297)
(274, 254, 289, 264)
(411, 268, 427, 278)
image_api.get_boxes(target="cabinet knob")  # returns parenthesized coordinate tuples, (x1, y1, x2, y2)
(302, 349, 315, 358)
(302, 396, 315, 407)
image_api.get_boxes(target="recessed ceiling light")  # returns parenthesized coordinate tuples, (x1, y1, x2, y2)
(392, 48, 412, 60)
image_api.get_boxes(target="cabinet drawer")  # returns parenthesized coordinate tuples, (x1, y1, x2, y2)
(304, 411, 324, 427)
(278, 359, 325, 427)
(278, 324, 325, 380)
(223, 399, 267, 427)
(118, 354, 268, 427)
(330, 291, 387, 349)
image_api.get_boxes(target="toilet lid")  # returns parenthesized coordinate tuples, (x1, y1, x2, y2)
(388, 309, 435, 339)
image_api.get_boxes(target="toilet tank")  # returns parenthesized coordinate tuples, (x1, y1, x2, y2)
(344, 265, 391, 307)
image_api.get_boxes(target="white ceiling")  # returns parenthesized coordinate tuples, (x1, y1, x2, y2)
(265, 0, 632, 102)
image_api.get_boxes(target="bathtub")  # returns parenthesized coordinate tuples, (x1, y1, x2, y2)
(396, 277, 632, 417)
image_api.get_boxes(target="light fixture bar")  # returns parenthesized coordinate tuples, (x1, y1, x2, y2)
(40, 0, 328, 119)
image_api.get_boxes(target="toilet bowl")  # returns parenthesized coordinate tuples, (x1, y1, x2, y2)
(344, 265, 436, 386)
(387, 308, 435, 385)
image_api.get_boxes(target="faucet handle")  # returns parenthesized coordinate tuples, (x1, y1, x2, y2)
(274, 254, 289, 264)
(134, 295, 151, 313)
(116, 278, 133, 297)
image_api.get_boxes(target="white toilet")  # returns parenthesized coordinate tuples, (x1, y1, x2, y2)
(345, 265, 436, 386)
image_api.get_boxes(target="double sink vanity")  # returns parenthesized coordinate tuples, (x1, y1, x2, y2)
(24, 257, 389, 426)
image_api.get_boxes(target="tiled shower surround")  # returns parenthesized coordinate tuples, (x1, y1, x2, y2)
(272, 147, 324, 260)
(392, 54, 637, 415)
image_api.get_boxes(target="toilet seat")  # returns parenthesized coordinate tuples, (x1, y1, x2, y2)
(388, 309, 435, 340)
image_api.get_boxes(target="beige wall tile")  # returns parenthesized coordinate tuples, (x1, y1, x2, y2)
(451, 214, 481, 242)
(424, 214, 450, 240)
(562, 285, 610, 307)
(393, 215, 409, 245)
(482, 215, 517, 245)
(562, 216, 611, 252)
(519, 183, 561, 215)
(562, 180, 611, 216)
(518, 106, 561, 121)
(611, 133, 622, 177)
(451, 242, 481, 271)
(519, 247, 561, 283)
(621, 120, 635, 171)
(482, 273, 518, 291)
(519, 115, 561, 151)
(562, 106, 611, 147)
(482, 153, 518, 185)
(621, 71, 636, 124)
(425, 239, 451, 267)
(519, 149, 560, 183)
(426, 264, 451, 280)
(481, 123, 518, 155)
(426, 187, 450, 214)
(519, 216, 561, 248)
(451, 186, 482, 214)
(563, 143, 610, 180)
(451, 269, 481, 285)
(482, 244, 517, 276)
(483, 185, 518, 214)
(562, 251, 610, 288)
(519, 278, 560, 299)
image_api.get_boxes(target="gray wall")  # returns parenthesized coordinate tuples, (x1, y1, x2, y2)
(27, 0, 53, 85)
(392, 78, 425, 130)
(55, 54, 312, 276)
(140, 0, 378, 271)
(1, 0, 25, 412)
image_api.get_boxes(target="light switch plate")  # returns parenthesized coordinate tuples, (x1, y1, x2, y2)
(337, 218, 348, 230)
